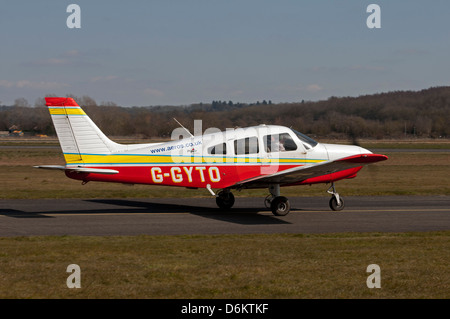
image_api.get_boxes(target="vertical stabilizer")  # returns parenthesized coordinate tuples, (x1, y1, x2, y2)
(45, 97, 122, 163)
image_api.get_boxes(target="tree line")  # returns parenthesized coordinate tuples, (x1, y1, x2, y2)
(1, 86, 449, 139)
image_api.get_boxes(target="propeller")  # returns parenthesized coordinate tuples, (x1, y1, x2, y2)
(347, 127, 382, 181)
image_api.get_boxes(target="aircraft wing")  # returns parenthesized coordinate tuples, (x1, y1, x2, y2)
(34, 165, 119, 175)
(234, 153, 388, 187)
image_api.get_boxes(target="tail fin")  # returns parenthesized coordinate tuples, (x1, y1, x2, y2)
(45, 97, 123, 163)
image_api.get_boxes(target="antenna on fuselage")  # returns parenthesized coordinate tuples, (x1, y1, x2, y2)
(173, 118, 194, 138)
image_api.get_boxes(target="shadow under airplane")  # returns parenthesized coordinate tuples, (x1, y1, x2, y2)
(0, 198, 293, 226)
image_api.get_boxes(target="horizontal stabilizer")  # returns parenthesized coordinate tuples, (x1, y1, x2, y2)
(34, 165, 119, 175)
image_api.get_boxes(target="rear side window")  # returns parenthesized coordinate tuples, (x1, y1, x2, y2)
(234, 137, 259, 155)
(208, 143, 227, 155)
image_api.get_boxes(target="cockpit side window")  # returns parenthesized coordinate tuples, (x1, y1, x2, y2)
(264, 133, 298, 152)
(291, 129, 318, 150)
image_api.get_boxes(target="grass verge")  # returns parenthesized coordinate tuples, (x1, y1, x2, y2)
(0, 232, 448, 299)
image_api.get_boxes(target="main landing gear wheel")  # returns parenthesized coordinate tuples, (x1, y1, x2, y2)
(266, 184, 291, 216)
(271, 196, 291, 216)
(216, 190, 235, 210)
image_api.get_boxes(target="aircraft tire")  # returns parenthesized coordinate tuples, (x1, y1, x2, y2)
(216, 191, 235, 210)
(271, 196, 290, 216)
(329, 196, 345, 211)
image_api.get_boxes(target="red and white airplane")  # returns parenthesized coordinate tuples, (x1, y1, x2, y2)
(35, 97, 388, 216)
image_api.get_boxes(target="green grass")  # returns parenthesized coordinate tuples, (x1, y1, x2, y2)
(0, 232, 448, 299)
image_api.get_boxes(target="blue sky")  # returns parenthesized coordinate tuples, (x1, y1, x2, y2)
(1, 1, 449, 106)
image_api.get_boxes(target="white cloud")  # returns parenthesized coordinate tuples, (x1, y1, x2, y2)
(230, 90, 244, 97)
(24, 58, 70, 67)
(0, 80, 14, 88)
(394, 49, 429, 57)
(305, 84, 323, 92)
(349, 65, 385, 71)
(143, 88, 164, 97)
(90, 75, 119, 82)
(0, 80, 69, 90)
(22, 50, 98, 67)
(61, 50, 81, 57)
(277, 83, 323, 93)
(309, 65, 386, 74)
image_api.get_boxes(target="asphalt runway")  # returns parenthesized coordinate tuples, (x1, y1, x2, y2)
(1, 196, 449, 237)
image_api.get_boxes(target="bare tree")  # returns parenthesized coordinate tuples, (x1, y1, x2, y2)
(14, 98, 30, 107)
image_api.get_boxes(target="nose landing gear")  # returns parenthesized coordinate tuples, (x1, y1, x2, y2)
(327, 182, 345, 211)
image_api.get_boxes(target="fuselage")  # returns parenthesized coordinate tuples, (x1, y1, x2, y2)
(64, 124, 371, 189)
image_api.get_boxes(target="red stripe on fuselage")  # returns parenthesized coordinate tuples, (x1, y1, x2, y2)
(65, 164, 300, 189)
(65, 163, 362, 189)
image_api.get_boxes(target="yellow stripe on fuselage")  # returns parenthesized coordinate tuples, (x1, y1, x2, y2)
(63, 153, 326, 165)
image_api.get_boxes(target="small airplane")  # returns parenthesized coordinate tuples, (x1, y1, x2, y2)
(35, 97, 388, 216)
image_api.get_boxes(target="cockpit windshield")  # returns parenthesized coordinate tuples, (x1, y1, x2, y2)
(291, 129, 318, 150)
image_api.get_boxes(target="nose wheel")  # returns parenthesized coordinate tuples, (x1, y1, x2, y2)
(329, 195, 345, 211)
(327, 183, 345, 211)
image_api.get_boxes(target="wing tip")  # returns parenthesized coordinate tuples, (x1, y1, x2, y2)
(342, 153, 388, 164)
